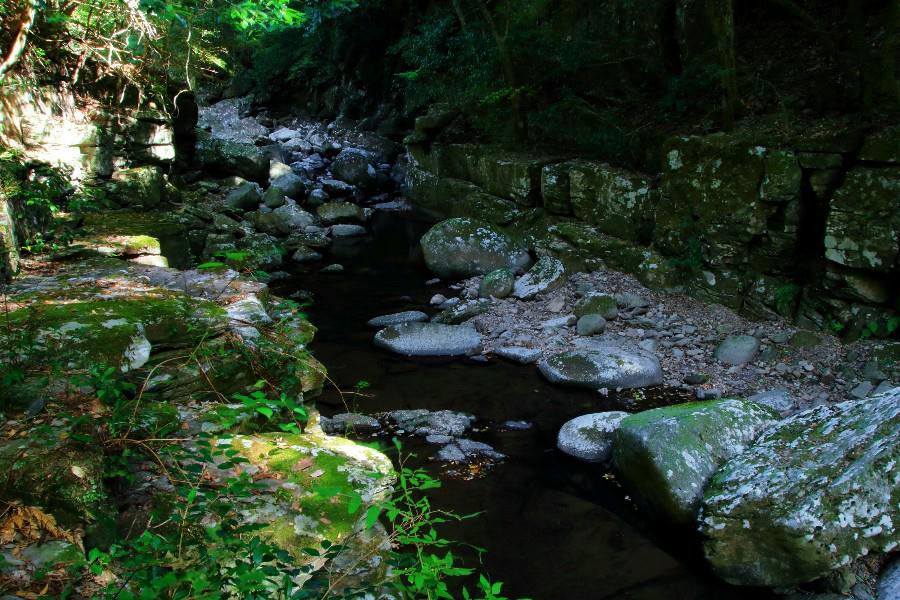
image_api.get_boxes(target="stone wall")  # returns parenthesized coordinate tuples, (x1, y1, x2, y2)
(403, 120, 900, 339)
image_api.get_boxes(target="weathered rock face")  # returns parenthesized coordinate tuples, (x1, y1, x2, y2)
(538, 341, 663, 390)
(611, 399, 780, 524)
(700, 389, 900, 587)
(567, 160, 656, 243)
(825, 167, 899, 274)
(420, 217, 532, 279)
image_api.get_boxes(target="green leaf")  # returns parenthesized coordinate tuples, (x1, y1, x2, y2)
(347, 494, 362, 514)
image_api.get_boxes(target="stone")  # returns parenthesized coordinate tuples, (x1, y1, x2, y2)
(320, 413, 381, 435)
(317, 201, 364, 225)
(387, 409, 475, 437)
(576, 314, 607, 336)
(568, 160, 657, 243)
(573, 293, 619, 320)
(512, 256, 567, 300)
(878, 558, 900, 600)
(109, 166, 165, 209)
(431, 299, 492, 325)
(196, 133, 269, 183)
(825, 166, 900, 273)
(557, 412, 629, 463)
(615, 292, 650, 309)
(714, 335, 760, 365)
(613, 399, 780, 524)
(270, 127, 300, 142)
(291, 246, 322, 263)
(850, 381, 875, 399)
(321, 264, 344, 273)
(269, 172, 307, 199)
(542, 315, 576, 329)
(700, 389, 900, 587)
(789, 330, 822, 349)
(320, 178, 355, 197)
(420, 218, 532, 279)
(262, 186, 287, 208)
(307, 188, 329, 205)
(747, 388, 794, 413)
(479, 268, 516, 299)
(330, 224, 367, 237)
(225, 182, 263, 211)
(539, 342, 663, 390)
(495, 346, 541, 364)
(435, 438, 505, 462)
(366, 311, 429, 328)
(330, 148, 376, 188)
(374, 322, 482, 357)
(254, 203, 317, 236)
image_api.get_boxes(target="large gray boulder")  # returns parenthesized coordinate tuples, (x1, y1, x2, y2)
(714, 335, 760, 365)
(512, 256, 567, 300)
(557, 412, 629, 463)
(268, 172, 307, 199)
(612, 399, 780, 525)
(700, 388, 900, 587)
(196, 134, 269, 183)
(224, 182, 262, 211)
(374, 322, 482, 357)
(366, 311, 429, 328)
(253, 203, 316, 236)
(420, 218, 532, 279)
(538, 341, 663, 390)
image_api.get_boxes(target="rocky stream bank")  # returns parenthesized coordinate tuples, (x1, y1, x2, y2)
(0, 94, 897, 599)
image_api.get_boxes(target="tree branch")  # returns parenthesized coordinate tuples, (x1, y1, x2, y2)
(0, 0, 39, 81)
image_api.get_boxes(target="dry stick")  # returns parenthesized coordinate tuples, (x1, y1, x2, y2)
(0, 0, 38, 81)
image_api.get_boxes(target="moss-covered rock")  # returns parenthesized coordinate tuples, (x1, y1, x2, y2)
(479, 268, 516, 298)
(511, 256, 567, 300)
(568, 160, 657, 243)
(574, 292, 619, 319)
(611, 399, 780, 524)
(196, 131, 269, 183)
(420, 217, 532, 278)
(108, 166, 165, 209)
(700, 388, 900, 587)
(825, 166, 900, 274)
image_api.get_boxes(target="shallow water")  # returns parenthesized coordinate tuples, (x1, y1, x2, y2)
(275, 211, 773, 600)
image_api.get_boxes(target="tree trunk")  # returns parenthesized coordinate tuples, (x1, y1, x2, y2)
(475, 0, 527, 142)
(0, 0, 38, 81)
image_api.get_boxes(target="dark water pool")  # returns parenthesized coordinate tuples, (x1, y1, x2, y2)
(274, 211, 773, 600)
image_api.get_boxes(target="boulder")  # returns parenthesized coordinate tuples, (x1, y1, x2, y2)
(479, 268, 516, 299)
(109, 166, 165, 209)
(366, 311, 429, 328)
(539, 341, 663, 390)
(420, 218, 531, 279)
(387, 409, 475, 437)
(714, 335, 760, 365)
(431, 299, 492, 325)
(557, 412, 629, 463)
(613, 399, 780, 525)
(374, 322, 482, 357)
(330, 224, 367, 237)
(700, 389, 900, 587)
(512, 256, 567, 300)
(494, 346, 542, 364)
(225, 182, 262, 211)
(262, 186, 287, 209)
(320, 413, 381, 435)
(291, 246, 322, 263)
(317, 201, 365, 225)
(574, 293, 619, 320)
(435, 438, 505, 462)
(330, 148, 376, 188)
(196, 133, 268, 183)
(747, 388, 794, 413)
(269, 172, 307, 199)
(576, 314, 607, 336)
(254, 203, 316, 236)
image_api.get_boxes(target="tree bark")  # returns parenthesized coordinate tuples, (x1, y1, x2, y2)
(0, 0, 38, 81)
(475, 0, 527, 142)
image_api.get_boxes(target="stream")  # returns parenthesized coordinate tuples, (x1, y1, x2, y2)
(274, 210, 774, 600)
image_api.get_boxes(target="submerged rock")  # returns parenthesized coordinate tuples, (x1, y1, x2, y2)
(366, 311, 428, 328)
(435, 438, 505, 462)
(538, 342, 663, 390)
(512, 256, 567, 300)
(557, 412, 629, 463)
(386, 409, 475, 437)
(374, 322, 482, 357)
(420, 217, 531, 279)
(613, 399, 779, 525)
(700, 388, 900, 587)
(320, 413, 382, 435)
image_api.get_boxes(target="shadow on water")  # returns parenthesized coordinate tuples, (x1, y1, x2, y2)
(273, 211, 774, 600)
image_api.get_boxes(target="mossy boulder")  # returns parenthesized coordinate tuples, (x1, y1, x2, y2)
(611, 399, 780, 524)
(700, 388, 900, 587)
(0, 435, 115, 534)
(196, 131, 269, 183)
(317, 201, 364, 225)
(479, 268, 515, 298)
(431, 298, 492, 325)
(108, 166, 165, 209)
(512, 256, 567, 300)
(824, 166, 900, 274)
(538, 342, 663, 390)
(420, 218, 532, 279)
(574, 292, 619, 320)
